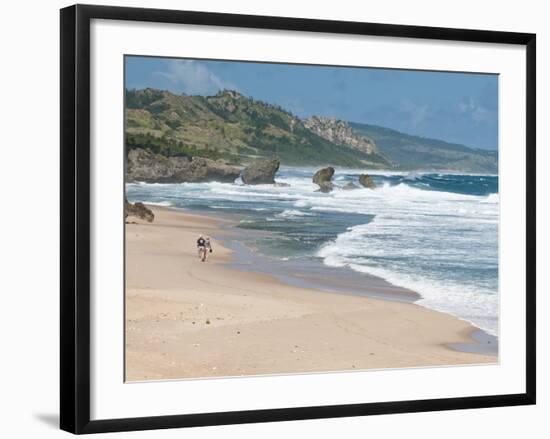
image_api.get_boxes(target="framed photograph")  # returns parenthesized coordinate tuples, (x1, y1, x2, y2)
(60, 4, 536, 434)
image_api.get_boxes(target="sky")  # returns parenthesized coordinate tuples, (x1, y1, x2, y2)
(125, 56, 498, 150)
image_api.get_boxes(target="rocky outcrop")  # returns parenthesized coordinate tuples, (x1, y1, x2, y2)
(241, 158, 280, 184)
(125, 198, 154, 222)
(313, 167, 335, 193)
(174, 157, 241, 183)
(359, 173, 376, 189)
(304, 116, 378, 155)
(126, 149, 188, 182)
(126, 148, 240, 183)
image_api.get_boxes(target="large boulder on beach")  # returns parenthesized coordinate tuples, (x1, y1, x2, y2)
(313, 167, 335, 193)
(126, 148, 240, 183)
(359, 173, 376, 189)
(241, 158, 280, 184)
(125, 198, 154, 222)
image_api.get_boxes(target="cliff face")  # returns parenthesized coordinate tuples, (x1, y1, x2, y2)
(303, 116, 378, 155)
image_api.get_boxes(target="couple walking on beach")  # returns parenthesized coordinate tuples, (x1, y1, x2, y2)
(197, 235, 213, 262)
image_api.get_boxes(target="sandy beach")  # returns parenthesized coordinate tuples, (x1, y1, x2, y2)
(125, 206, 496, 382)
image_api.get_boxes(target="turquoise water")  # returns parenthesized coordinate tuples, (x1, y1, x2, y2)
(127, 167, 499, 336)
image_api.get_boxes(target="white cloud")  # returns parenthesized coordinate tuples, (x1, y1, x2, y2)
(400, 99, 430, 128)
(458, 97, 493, 123)
(154, 60, 233, 95)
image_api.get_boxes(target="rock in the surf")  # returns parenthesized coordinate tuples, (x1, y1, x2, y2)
(241, 158, 280, 184)
(359, 173, 376, 189)
(313, 167, 335, 192)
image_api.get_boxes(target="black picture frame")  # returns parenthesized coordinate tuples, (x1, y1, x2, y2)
(60, 4, 536, 434)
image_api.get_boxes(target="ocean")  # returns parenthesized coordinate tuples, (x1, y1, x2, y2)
(126, 167, 499, 337)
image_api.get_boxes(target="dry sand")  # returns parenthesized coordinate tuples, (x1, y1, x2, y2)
(125, 206, 496, 381)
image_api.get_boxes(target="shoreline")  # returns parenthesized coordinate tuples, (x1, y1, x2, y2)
(222, 234, 499, 355)
(173, 205, 497, 348)
(125, 205, 497, 381)
(222, 231, 421, 303)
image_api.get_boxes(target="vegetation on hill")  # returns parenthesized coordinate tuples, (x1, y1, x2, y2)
(125, 88, 498, 173)
(125, 88, 389, 167)
(350, 122, 498, 173)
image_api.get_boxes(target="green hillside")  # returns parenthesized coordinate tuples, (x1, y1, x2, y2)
(125, 88, 498, 173)
(125, 88, 389, 167)
(350, 122, 498, 173)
